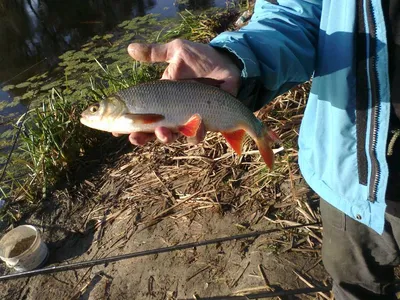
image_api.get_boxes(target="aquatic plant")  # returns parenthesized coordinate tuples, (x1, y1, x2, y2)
(15, 82, 31, 89)
(2, 85, 15, 92)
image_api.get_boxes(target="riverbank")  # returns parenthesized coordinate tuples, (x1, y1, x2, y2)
(0, 7, 241, 221)
(0, 3, 333, 299)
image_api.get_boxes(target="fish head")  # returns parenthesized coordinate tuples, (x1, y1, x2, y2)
(80, 95, 128, 132)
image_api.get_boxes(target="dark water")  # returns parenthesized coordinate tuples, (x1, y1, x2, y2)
(0, 0, 229, 120)
(0, 0, 228, 85)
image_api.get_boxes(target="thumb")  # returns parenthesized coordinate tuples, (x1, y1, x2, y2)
(127, 42, 172, 63)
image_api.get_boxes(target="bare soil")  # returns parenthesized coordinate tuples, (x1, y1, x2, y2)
(0, 150, 330, 300)
(0, 206, 329, 300)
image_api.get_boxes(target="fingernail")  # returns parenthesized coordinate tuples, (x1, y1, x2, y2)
(160, 135, 169, 143)
(127, 44, 135, 53)
(129, 136, 139, 145)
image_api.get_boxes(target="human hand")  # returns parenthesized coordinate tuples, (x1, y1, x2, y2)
(113, 39, 241, 146)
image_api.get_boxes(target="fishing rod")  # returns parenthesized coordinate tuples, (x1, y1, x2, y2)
(181, 286, 333, 299)
(0, 57, 48, 186)
(0, 222, 321, 281)
(1, 57, 48, 86)
(187, 278, 400, 299)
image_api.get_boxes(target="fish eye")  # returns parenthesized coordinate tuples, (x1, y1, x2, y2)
(89, 104, 100, 113)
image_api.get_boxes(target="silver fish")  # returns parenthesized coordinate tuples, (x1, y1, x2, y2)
(80, 80, 279, 168)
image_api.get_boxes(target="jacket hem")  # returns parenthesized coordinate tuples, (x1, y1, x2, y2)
(298, 152, 386, 234)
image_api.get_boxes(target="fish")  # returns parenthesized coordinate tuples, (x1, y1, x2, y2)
(80, 79, 280, 168)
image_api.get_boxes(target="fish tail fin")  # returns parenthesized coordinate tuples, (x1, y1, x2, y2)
(255, 125, 280, 169)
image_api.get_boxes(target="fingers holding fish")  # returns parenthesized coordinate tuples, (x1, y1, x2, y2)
(124, 38, 242, 151)
(127, 128, 177, 146)
(154, 127, 180, 144)
(126, 132, 153, 146)
(124, 121, 206, 146)
(112, 130, 171, 146)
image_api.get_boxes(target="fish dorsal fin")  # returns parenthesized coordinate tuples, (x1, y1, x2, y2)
(123, 113, 165, 124)
(179, 78, 225, 87)
(178, 114, 202, 137)
(221, 129, 246, 156)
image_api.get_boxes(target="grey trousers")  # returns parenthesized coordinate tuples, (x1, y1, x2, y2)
(320, 199, 400, 300)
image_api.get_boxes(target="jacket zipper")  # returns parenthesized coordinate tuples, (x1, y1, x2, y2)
(366, 0, 381, 202)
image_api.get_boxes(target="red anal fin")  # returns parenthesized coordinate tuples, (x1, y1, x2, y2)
(221, 129, 246, 156)
(178, 114, 202, 137)
(124, 113, 165, 124)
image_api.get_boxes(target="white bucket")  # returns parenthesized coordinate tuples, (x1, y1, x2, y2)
(0, 225, 49, 272)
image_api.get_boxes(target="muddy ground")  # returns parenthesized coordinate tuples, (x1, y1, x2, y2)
(0, 132, 331, 300)
(1, 206, 328, 300)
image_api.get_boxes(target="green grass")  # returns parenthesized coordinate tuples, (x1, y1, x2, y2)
(161, 9, 238, 43)
(19, 89, 88, 198)
(12, 61, 161, 200)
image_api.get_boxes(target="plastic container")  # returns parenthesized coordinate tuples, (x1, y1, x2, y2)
(0, 225, 48, 272)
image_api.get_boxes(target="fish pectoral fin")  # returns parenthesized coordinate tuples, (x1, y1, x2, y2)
(221, 129, 246, 156)
(123, 113, 165, 124)
(178, 114, 202, 137)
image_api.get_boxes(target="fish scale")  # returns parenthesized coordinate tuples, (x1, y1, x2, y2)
(116, 80, 262, 135)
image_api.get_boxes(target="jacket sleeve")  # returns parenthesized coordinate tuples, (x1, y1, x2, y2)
(210, 0, 322, 111)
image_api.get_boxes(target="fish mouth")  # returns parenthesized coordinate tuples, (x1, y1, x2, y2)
(80, 117, 99, 130)
(80, 117, 88, 125)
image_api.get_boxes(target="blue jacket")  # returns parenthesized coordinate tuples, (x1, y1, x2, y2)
(210, 0, 391, 234)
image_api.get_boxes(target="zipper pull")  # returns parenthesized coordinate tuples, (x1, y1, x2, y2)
(387, 129, 400, 156)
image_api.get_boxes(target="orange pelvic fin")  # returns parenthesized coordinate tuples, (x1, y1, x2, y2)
(255, 126, 278, 169)
(221, 129, 246, 156)
(178, 114, 202, 137)
(124, 113, 165, 124)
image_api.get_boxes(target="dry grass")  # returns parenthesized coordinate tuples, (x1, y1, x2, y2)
(78, 81, 322, 251)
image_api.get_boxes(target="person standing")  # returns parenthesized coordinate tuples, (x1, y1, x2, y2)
(116, 1, 400, 298)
